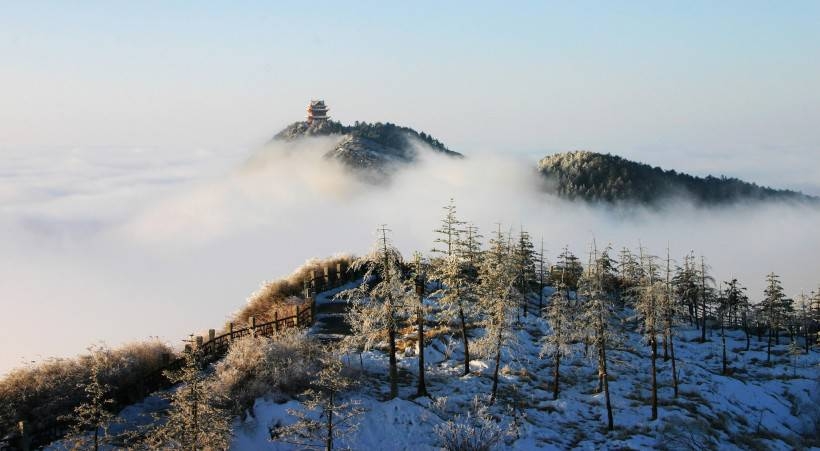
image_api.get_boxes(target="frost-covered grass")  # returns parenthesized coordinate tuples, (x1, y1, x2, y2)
(231, 255, 355, 328)
(232, 314, 818, 450)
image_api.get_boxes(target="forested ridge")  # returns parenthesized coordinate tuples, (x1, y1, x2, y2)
(537, 151, 815, 205)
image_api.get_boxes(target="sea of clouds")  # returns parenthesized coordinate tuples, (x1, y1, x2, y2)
(1, 139, 818, 375)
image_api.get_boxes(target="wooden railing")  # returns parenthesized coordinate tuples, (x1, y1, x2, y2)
(2, 260, 359, 451)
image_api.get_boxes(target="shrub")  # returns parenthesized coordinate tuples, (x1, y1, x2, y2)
(0, 339, 172, 443)
(434, 396, 506, 451)
(210, 330, 324, 416)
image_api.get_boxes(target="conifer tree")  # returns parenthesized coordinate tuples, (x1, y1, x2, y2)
(430, 201, 474, 376)
(636, 248, 663, 420)
(537, 238, 547, 314)
(762, 273, 786, 364)
(673, 253, 700, 326)
(411, 252, 430, 398)
(580, 243, 619, 431)
(476, 225, 518, 404)
(146, 340, 232, 450)
(541, 272, 575, 400)
(514, 228, 537, 320)
(698, 256, 716, 343)
(62, 345, 117, 451)
(270, 348, 364, 451)
(342, 226, 409, 399)
(660, 248, 680, 398)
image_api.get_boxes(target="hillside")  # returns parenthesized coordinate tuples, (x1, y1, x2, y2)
(537, 151, 814, 205)
(272, 120, 462, 176)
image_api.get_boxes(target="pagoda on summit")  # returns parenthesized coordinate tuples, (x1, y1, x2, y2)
(306, 99, 329, 124)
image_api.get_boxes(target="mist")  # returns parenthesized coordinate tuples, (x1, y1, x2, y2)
(1, 139, 818, 375)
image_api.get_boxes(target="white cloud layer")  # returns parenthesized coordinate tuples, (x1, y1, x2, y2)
(1, 140, 818, 375)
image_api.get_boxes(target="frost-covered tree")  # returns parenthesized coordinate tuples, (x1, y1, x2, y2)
(617, 247, 642, 304)
(550, 247, 583, 292)
(342, 226, 410, 399)
(540, 277, 576, 400)
(636, 248, 664, 420)
(673, 253, 700, 326)
(411, 252, 430, 397)
(432, 199, 466, 258)
(762, 272, 787, 364)
(61, 345, 117, 451)
(719, 278, 749, 370)
(514, 228, 537, 320)
(579, 243, 619, 431)
(270, 348, 364, 451)
(430, 202, 475, 376)
(476, 226, 519, 404)
(659, 249, 681, 398)
(536, 238, 548, 314)
(698, 256, 716, 343)
(145, 340, 232, 450)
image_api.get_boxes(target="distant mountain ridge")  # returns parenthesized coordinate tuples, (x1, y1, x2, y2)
(537, 151, 815, 206)
(273, 120, 462, 176)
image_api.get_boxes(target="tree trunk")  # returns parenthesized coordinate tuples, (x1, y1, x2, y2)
(416, 291, 428, 397)
(742, 311, 750, 351)
(700, 294, 707, 343)
(668, 319, 679, 398)
(662, 331, 669, 361)
(553, 352, 560, 400)
(458, 304, 470, 376)
(721, 315, 728, 375)
(490, 343, 502, 405)
(600, 327, 614, 431)
(650, 332, 657, 420)
(388, 323, 398, 399)
(767, 323, 773, 365)
(326, 390, 334, 451)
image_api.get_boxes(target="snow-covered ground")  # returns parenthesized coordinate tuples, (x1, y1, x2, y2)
(47, 286, 819, 450)
(232, 311, 819, 450)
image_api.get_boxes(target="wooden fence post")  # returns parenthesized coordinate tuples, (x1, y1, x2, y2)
(18, 420, 31, 451)
(249, 316, 256, 332)
(294, 305, 300, 327)
(195, 336, 203, 348)
(274, 312, 279, 332)
(228, 322, 234, 342)
(324, 266, 330, 286)
(336, 262, 343, 286)
(208, 329, 215, 342)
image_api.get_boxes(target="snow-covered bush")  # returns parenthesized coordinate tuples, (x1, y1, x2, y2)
(0, 339, 172, 442)
(434, 396, 505, 451)
(211, 330, 324, 415)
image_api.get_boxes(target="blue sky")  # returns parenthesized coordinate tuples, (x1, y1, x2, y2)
(2, 2, 819, 193)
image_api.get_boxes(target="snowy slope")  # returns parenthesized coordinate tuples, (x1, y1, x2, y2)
(233, 305, 819, 450)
